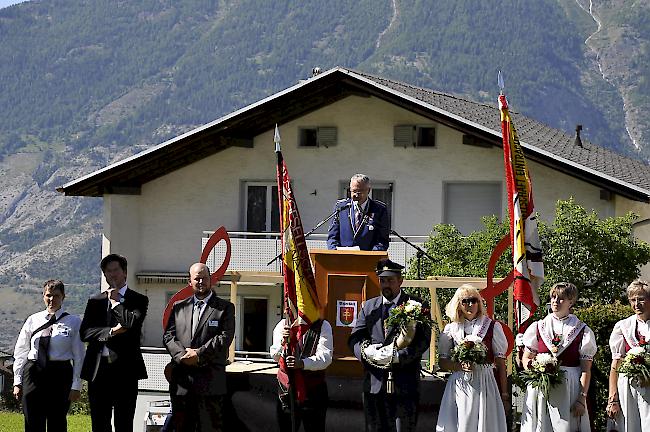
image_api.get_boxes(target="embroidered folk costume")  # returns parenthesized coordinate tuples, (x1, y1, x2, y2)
(520, 314, 597, 432)
(436, 314, 508, 432)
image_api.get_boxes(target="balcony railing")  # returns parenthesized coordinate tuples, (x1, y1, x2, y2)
(202, 231, 428, 273)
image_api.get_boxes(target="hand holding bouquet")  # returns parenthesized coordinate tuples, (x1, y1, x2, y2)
(386, 300, 434, 349)
(385, 299, 434, 329)
(519, 353, 565, 399)
(618, 344, 650, 387)
(450, 335, 489, 370)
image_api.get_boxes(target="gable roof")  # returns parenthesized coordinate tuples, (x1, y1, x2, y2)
(58, 66, 650, 202)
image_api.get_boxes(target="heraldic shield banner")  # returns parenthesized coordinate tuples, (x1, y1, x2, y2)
(336, 300, 357, 327)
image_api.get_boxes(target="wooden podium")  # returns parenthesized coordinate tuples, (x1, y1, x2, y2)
(310, 249, 388, 377)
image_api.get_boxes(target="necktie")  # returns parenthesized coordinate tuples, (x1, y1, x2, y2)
(355, 206, 363, 230)
(37, 314, 56, 369)
(383, 303, 393, 337)
(192, 300, 204, 338)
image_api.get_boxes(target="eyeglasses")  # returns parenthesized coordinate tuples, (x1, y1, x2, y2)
(629, 297, 647, 305)
(461, 297, 479, 306)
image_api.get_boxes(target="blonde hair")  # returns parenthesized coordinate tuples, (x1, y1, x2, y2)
(445, 284, 485, 323)
(549, 282, 578, 302)
(627, 279, 650, 299)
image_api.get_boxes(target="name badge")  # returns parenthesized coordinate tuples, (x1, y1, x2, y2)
(208, 320, 219, 328)
(54, 324, 71, 337)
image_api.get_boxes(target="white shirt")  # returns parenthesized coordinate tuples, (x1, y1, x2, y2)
(193, 292, 213, 323)
(382, 290, 402, 312)
(354, 199, 369, 218)
(13, 308, 85, 390)
(522, 313, 598, 360)
(610, 315, 650, 359)
(103, 284, 129, 356)
(350, 199, 370, 232)
(438, 315, 508, 359)
(106, 283, 128, 309)
(269, 319, 333, 371)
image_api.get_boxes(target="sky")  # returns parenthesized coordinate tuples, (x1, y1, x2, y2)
(0, 0, 27, 9)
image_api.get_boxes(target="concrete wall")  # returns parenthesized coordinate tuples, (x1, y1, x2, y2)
(616, 196, 650, 280)
(101, 94, 622, 346)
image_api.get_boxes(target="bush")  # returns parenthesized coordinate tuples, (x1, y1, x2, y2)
(0, 392, 21, 413)
(574, 302, 632, 431)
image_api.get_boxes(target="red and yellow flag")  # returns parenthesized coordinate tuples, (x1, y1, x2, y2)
(275, 126, 321, 402)
(499, 94, 544, 332)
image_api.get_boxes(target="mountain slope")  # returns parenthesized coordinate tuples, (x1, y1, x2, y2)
(0, 0, 648, 350)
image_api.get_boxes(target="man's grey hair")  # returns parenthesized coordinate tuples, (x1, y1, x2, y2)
(350, 173, 371, 186)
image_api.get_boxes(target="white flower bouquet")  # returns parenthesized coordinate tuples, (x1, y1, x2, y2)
(385, 299, 433, 349)
(450, 335, 489, 365)
(618, 344, 650, 387)
(518, 353, 565, 399)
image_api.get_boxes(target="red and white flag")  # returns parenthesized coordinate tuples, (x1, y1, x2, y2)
(499, 94, 544, 332)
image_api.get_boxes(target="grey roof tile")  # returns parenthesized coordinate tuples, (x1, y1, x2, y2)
(356, 71, 650, 192)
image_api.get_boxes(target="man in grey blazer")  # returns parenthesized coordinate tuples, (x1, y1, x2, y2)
(163, 263, 235, 432)
(348, 259, 431, 432)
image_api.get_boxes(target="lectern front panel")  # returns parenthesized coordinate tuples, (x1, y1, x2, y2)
(327, 274, 366, 358)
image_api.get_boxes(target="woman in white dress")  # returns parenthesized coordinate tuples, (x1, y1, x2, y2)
(435, 284, 508, 432)
(606, 279, 650, 431)
(520, 282, 597, 432)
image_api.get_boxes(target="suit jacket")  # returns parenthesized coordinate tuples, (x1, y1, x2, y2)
(163, 292, 235, 396)
(327, 198, 390, 251)
(80, 287, 149, 382)
(348, 292, 431, 395)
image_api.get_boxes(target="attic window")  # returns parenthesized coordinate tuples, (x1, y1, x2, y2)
(393, 125, 436, 148)
(298, 127, 337, 148)
(417, 126, 435, 147)
(462, 135, 493, 148)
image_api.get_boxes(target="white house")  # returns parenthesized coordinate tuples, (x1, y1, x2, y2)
(58, 67, 650, 351)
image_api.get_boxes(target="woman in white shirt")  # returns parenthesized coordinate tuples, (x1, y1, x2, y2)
(520, 282, 597, 432)
(435, 284, 508, 432)
(13, 280, 85, 432)
(607, 279, 650, 431)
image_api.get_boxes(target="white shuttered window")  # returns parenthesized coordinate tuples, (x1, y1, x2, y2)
(444, 182, 502, 235)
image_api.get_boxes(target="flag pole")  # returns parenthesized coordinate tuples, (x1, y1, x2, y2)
(275, 125, 297, 432)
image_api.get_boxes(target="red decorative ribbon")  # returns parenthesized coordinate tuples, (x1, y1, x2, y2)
(482, 233, 515, 356)
(162, 226, 231, 329)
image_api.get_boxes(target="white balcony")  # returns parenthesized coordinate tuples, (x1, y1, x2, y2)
(202, 231, 428, 273)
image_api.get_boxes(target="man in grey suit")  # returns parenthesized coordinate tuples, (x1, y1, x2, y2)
(348, 258, 431, 432)
(163, 263, 235, 432)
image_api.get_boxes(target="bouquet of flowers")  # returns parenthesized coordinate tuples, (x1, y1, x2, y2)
(450, 335, 489, 365)
(385, 300, 434, 349)
(385, 299, 434, 330)
(617, 343, 650, 387)
(518, 353, 565, 399)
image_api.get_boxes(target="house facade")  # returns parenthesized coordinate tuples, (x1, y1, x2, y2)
(59, 67, 650, 350)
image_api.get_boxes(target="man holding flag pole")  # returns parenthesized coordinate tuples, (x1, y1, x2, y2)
(498, 71, 544, 333)
(270, 125, 333, 432)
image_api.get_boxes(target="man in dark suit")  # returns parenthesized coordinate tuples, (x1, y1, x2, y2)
(163, 262, 235, 432)
(348, 259, 431, 432)
(80, 253, 148, 432)
(327, 174, 390, 251)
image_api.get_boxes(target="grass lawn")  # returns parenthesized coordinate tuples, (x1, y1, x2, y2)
(0, 412, 91, 431)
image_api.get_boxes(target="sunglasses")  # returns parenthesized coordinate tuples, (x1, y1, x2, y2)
(461, 297, 479, 306)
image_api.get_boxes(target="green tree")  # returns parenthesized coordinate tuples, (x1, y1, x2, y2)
(540, 198, 650, 304)
(407, 198, 650, 310)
